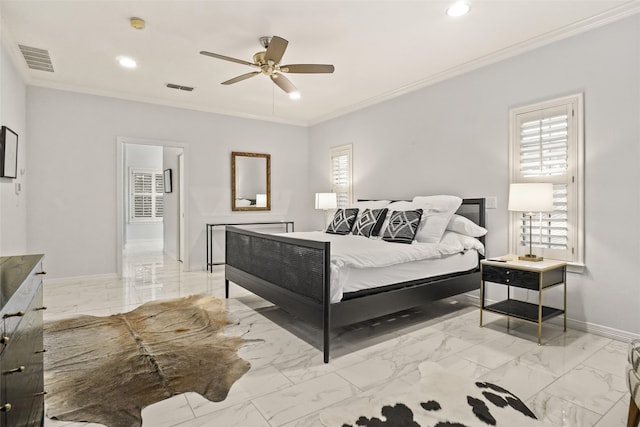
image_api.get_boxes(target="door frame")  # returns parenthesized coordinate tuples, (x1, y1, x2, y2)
(116, 136, 189, 275)
(178, 152, 185, 262)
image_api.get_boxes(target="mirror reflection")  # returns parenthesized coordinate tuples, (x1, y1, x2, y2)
(231, 151, 271, 211)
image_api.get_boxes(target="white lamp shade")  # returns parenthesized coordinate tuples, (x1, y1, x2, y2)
(255, 194, 267, 207)
(315, 192, 337, 210)
(508, 183, 554, 212)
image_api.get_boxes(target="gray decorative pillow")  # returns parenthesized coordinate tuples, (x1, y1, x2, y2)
(353, 208, 388, 238)
(382, 209, 423, 243)
(326, 208, 359, 235)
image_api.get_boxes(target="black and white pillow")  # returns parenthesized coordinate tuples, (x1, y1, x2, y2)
(382, 209, 423, 243)
(352, 208, 388, 238)
(326, 208, 359, 235)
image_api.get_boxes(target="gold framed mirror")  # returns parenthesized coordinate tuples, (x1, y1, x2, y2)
(231, 151, 271, 211)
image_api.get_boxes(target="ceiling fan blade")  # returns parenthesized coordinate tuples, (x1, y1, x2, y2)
(270, 73, 297, 94)
(200, 51, 256, 67)
(221, 71, 260, 85)
(280, 64, 335, 74)
(264, 36, 288, 64)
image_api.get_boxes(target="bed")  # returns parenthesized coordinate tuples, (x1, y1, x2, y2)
(225, 197, 486, 362)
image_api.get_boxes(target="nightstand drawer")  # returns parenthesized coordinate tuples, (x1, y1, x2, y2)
(482, 265, 539, 290)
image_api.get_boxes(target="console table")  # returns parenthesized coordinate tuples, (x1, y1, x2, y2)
(206, 221, 294, 272)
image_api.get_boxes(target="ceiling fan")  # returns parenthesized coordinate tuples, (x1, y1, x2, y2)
(200, 35, 334, 95)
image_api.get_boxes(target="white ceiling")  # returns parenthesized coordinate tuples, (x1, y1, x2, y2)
(1, 1, 638, 126)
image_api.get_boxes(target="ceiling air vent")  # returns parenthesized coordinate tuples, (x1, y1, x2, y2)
(166, 83, 194, 92)
(18, 44, 54, 72)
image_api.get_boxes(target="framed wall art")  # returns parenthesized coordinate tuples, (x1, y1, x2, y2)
(163, 168, 172, 193)
(0, 126, 18, 179)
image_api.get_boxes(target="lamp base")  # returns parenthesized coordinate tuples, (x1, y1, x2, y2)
(518, 253, 544, 262)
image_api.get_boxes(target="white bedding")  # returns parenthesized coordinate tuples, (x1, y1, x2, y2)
(279, 230, 484, 303)
(338, 249, 479, 298)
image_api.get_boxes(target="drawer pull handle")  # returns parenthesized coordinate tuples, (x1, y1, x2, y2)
(0, 336, 9, 344)
(0, 403, 11, 412)
(506, 279, 510, 283)
(36, 271, 47, 275)
(34, 391, 47, 397)
(35, 306, 48, 311)
(3, 311, 24, 318)
(35, 348, 47, 353)
(5, 366, 25, 374)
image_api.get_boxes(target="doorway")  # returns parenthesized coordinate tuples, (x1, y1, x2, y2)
(116, 137, 188, 276)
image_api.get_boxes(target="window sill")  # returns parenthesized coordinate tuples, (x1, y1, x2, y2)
(567, 262, 585, 274)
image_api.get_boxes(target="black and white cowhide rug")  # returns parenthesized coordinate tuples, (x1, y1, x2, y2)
(44, 295, 250, 427)
(328, 363, 546, 427)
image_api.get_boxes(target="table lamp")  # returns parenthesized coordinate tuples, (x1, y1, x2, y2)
(315, 192, 337, 228)
(508, 183, 553, 262)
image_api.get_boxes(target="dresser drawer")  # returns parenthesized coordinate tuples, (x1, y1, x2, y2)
(482, 265, 540, 290)
(2, 286, 43, 427)
(0, 255, 45, 427)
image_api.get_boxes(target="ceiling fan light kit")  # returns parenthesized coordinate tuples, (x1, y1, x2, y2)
(130, 17, 146, 30)
(200, 35, 334, 96)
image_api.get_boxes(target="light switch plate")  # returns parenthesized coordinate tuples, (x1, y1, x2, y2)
(486, 196, 497, 209)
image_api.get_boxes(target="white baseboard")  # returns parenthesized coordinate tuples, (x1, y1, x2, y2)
(44, 272, 120, 285)
(464, 293, 639, 343)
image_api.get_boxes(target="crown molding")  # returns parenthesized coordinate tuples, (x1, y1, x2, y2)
(3, 2, 638, 128)
(309, 2, 640, 126)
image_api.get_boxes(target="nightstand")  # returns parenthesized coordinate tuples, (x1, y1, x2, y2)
(480, 257, 567, 344)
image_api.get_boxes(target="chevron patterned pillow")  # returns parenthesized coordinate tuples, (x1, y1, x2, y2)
(382, 209, 423, 243)
(326, 208, 359, 235)
(352, 208, 388, 237)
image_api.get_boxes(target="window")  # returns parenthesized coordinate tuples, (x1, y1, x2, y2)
(508, 94, 584, 266)
(330, 144, 353, 208)
(130, 169, 164, 222)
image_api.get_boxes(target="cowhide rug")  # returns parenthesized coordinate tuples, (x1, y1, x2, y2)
(44, 295, 250, 427)
(327, 363, 548, 427)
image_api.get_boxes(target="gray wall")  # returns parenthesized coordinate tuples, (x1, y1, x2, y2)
(25, 88, 309, 278)
(309, 15, 640, 339)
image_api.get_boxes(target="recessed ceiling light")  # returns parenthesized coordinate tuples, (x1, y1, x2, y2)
(446, 1, 471, 17)
(118, 56, 137, 69)
(289, 91, 301, 100)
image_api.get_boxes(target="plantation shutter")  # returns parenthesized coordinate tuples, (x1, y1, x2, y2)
(130, 169, 163, 222)
(154, 173, 164, 218)
(510, 94, 582, 263)
(330, 144, 353, 208)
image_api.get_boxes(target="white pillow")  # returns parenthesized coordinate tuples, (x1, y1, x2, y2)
(411, 195, 462, 243)
(441, 231, 485, 255)
(351, 200, 391, 209)
(386, 201, 422, 211)
(446, 214, 487, 237)
(411, 195, 462, 212)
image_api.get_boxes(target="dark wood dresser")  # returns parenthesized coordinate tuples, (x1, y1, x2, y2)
(0, 255, 46, 427)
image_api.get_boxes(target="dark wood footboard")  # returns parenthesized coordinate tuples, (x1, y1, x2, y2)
(225, 198, 485, 363)
(225, 228, 334, 361)
(225, 228, 330, 325)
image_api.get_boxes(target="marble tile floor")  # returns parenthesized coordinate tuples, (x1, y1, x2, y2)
(43, 251, 631, 427)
